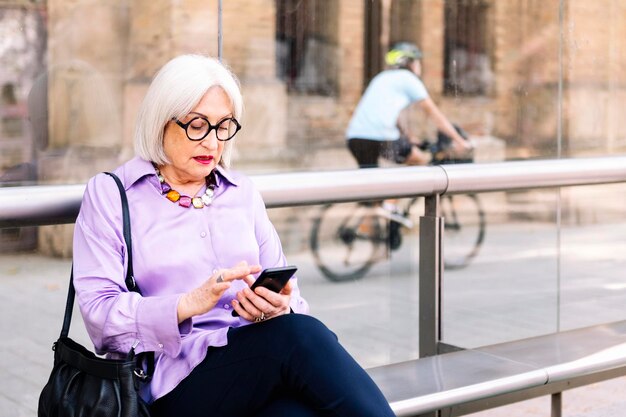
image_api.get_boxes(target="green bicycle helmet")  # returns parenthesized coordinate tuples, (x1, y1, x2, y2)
(385, 42, 423, 68)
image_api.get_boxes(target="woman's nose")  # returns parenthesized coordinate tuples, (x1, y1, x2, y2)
(200, 130, 219, 149)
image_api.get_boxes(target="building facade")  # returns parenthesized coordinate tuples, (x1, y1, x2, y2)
(1, 0, 626, 254)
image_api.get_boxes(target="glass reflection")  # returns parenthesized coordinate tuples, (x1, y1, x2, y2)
(0, 4, 45, 187)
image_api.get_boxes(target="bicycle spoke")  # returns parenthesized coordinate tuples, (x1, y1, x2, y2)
(310, 203, 384, 281)
(442, 194, 485, 270)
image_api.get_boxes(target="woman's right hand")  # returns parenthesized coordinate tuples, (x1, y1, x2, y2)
(177, 262, 262, 323)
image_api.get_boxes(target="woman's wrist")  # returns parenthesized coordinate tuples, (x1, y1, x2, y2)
(177, 292, 199, 323)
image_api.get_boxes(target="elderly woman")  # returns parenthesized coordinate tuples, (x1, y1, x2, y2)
(73, 54, 395, 417)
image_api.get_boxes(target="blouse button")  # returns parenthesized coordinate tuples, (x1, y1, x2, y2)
(200, 231, 207, 238)
(223, 304, 230, 309)
(158, 343, 164, 349)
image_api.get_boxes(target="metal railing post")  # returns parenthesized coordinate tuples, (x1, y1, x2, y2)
(551, 393, 562, 417)
(419, 194, 443, 358)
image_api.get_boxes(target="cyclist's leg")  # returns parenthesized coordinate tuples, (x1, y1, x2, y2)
(381, 138, 422, 249)
(347, 138, 382, 168)
(347, 138, 384, 207)
(349, 138, 413, 247)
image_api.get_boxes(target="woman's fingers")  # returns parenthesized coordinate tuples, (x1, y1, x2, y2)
(180, 262, 262, 322)
(280, 280, 293, 296)
(228, 265, 293, 322)
(210, 280, 231, 296)
(253, 286, 281, 305)
(231, 300, 251, 320)
(253, 285, 291, 316)
(233, 285, 288, 322)
(255, 280, 292, 302)
(215, 263, 262, 283)
(234, 291, 262, 318)
(242, 273, 256, 286)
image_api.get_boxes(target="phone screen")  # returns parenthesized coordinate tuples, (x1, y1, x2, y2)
(250, 265, 298, 292)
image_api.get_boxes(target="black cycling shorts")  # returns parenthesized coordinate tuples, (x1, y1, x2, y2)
(347, 137, 414, 168)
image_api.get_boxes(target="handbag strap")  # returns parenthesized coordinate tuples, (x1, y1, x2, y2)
(61, 172, 138, 338)
(107, 171, 138, 292)
(60, 172, 153, 379)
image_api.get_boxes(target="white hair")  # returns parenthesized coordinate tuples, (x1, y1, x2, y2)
(134, 54, 243, 168)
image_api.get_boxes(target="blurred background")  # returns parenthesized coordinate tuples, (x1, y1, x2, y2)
(2, 1, 626, 415)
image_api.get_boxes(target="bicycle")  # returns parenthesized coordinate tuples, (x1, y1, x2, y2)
(309, 132, 486, 282)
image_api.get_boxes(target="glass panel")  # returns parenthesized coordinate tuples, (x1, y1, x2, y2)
(563, 0, 626, 158)
(0, 3, 46, 187)
(444, 0, 493, 96)
(0, 0, 573, 184)
(442, 189, 560, 348)
(222, 0, 347, 173)
(559, 2, 626, 330)
(278, 200, 421, 367)
(560, 184, 626, 330)
(440, 0, 564, 348)
(3, 0, 626, 413)
(275, 0, 339, 95)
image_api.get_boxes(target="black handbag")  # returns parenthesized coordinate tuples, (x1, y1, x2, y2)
(38, 172, 153, 417)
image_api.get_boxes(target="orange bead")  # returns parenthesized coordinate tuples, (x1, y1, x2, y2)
(166, 190, 180, 202)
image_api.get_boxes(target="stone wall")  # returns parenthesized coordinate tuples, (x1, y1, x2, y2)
(4, 0, 626, 254)
(564, 0, 626, 154)
(34, 0, 626, 176)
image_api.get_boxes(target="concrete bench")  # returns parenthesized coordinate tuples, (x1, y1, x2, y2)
(367, 320, 626, 416)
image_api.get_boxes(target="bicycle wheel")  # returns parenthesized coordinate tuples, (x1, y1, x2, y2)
(310, 203, 386, 282)
(441, 194, 485, 269)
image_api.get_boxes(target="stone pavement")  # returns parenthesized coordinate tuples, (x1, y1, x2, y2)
(3, 217, 626, 417)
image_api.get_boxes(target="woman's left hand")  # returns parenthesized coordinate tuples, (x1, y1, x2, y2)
(232, 276, 292, 322)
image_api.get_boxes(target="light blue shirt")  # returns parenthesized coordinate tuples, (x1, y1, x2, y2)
(73, 156, 309, 402)
(346, 69, 429, 141)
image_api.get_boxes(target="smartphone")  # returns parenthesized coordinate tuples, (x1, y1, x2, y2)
(232, 265, 298, 317)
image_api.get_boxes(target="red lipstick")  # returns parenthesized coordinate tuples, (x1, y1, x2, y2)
(193, 155, 214, 165)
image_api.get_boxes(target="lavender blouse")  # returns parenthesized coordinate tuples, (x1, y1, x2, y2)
(72, 156, 309, 402)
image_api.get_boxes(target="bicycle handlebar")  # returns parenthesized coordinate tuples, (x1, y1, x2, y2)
(419, 124, 474, 165)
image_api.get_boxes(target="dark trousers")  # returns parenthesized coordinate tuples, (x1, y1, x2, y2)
(150, 314, 395, 417)
(348, 137, 415, 168)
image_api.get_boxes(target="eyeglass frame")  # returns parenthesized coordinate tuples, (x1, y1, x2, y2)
(173, 116, 242, 141)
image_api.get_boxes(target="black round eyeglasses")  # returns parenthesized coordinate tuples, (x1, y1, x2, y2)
(174, 116, 242, 141)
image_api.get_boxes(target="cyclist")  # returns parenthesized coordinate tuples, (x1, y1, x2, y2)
(346, 42, 472, 248)
(346, 41, 472, 169)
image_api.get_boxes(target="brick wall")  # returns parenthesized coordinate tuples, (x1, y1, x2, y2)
(5, 0, 626, 254)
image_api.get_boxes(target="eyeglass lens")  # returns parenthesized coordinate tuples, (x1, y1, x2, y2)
(186, 118, 239, 141)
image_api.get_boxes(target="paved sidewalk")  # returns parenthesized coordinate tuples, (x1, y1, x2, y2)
(2, 242, 626, 416)
(0, 253, 90, 417)
(467, 377, 626, 417)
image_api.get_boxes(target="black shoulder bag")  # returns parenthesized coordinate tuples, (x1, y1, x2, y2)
(38, 172, 153, 417)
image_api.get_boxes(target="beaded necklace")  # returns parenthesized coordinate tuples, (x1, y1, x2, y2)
(154, 166, 216, 209)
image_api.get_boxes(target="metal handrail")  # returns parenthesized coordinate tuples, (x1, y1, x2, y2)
(442, 156, 626, 193)
(2, 155, 626, 228)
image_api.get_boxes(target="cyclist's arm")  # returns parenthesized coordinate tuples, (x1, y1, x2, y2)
(405, 146, 431, 166)
(396, 111, 431, 166)
(418, 98, 472, 151)
(396, 109, 417, 142)
(399, 128, 422, 148)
